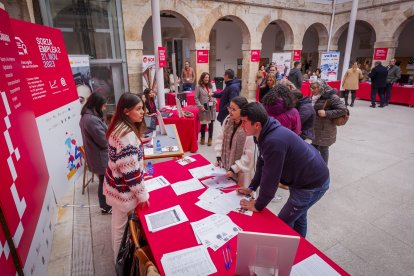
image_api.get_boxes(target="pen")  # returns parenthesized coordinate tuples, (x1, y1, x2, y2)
(227, 244, 232, 264)
(222, 249, 230, 270)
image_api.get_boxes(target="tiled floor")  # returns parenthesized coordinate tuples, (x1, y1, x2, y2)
(47, 100, 414, 275)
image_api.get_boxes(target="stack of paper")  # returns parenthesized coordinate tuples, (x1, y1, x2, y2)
(144, 176, 171, 192)
(190, 214, 241, 251)
(195, 190, 253, 216)
(188, 164, 226, 179)
(161, 245, 217, 276)
(171, 178, 205, 196)
(145, 205, 188, 232)
(201, 175, 236, 189)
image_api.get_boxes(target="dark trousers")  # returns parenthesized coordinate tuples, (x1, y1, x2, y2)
(182, 83, 193, 91)
(200, 121, 214, 138)
(98, 175, 111, 210)
(344, 90, 356, 106)
(385, 83, 393, 105)
(312, 144, 329, 165)
(278, 179, 329, 237)
(371, 87, 386, 107)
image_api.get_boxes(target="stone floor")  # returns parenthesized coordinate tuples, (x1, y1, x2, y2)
(47, 100, 414, 276)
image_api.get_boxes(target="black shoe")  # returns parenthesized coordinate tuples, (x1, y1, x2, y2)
(370, 105, 376, 108)
(350, 103, 354, 107)
(101, 207, 112, 214)
(379, 105, 384, 108)
(384, 103, 388, 106)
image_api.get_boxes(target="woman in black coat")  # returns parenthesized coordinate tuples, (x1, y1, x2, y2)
(292, 90, 316, 143)
(79, 93, 112, 214)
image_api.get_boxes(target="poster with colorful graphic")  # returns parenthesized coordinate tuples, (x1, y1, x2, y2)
(0, 8, 51, 275)
(272, 52, 292, 76)
(320, 52, 340, 81)
(197, 50, 209, 63)
(143, 55, 156, 90)
(11, 18, 83, 200)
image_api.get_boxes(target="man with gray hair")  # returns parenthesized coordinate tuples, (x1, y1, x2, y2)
(385, 58, 401, 106)
(368, 61, 388, 108)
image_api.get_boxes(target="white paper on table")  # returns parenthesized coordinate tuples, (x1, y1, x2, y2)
(176, 156, 196, 166)
(162, 145, 179, 152)
(171, 178, 205, 196)
(188, 164, 227, 179)
(161, 245, 217, 276)
(144, 176, 171, 192)
(197, 188, 224, 202)
(233, 208, 253, 216)
(290, 254, 340, 276)
(145, 205, 188, 232)
(195, 190, 250, 215)
(190, 214, 241, 251)
(201, 175, 236, 189)
(144, 147, 154, 155)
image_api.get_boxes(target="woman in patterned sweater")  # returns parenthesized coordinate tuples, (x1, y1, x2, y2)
(103, 93, 150, 262)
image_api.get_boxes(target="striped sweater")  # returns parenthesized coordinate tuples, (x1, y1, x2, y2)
(103, 126, 149, 212)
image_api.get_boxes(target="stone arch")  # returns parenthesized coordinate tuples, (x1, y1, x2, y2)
(260, 19, 294, 49)
(303, 23, 329, 46)
(392, 13, 414, 42)
(331, 20, 377, 49)
(206, 14, 251, 46)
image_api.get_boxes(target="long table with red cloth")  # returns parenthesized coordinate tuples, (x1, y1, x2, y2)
(165, 90, 222, 111)
(357, 82, 414, 106)
(300, 80, 341, 96)
(137, 154, 349, 275)
(161, 106, 199, 153)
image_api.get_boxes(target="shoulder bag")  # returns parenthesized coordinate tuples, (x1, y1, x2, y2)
(322, 100, 349, 126)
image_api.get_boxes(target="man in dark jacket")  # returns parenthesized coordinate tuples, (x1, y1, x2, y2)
(292, 90, 315, 142)
(288, 61, 303, 89)
(385, 58, 401, 106)
(237, 102, 329, 237)
(369, 61, 388, 108)
(213, 68, 241, 124)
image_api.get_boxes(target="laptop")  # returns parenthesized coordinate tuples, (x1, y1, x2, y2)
(144, 115, 157, 135)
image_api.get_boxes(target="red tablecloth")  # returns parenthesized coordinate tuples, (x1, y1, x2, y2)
(161, 107, 199, 153)
(137, 154, 349, 275)
(165, 90, 222, 111)
(301, 80, 341, 96)
(357, 82, 414, 106)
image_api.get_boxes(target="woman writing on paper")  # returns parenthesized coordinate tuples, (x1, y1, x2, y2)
(215, 96, 255, 188)
(104, 93, 149, 262)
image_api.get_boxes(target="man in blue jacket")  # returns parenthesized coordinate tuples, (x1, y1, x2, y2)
(213, 69, 241, 124)
(369, 61, 388, 108)
(237, 102, 329, 237)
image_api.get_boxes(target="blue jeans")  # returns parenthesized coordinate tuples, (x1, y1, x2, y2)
(278, 178, 329, 237)
(312, 144, 329, 165)
(182, 83, 193, 91)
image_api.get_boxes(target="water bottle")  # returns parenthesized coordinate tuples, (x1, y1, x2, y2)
(155, 139, 162, 153)
(147, 162, 154, 176)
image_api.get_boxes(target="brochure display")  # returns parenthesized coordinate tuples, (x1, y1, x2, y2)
(320, 52, 340, 81)
(272, 52, 292, 76)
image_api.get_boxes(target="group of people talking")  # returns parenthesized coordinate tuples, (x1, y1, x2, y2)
(79, 64, 347, 264)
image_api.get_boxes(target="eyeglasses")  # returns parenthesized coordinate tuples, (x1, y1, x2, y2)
(227, 107, 240, 112)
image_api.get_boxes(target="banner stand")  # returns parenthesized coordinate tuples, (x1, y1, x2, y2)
(0, 206, 24, 276)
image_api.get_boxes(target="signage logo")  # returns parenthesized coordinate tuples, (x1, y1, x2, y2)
(15, 37, 28, 55)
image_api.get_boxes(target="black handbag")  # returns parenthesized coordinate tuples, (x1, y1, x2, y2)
(115, 216, 139, 276)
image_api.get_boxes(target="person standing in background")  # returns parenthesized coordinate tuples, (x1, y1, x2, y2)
(181, 61, 195, 91)
(213, 69, 241, 124)
(369, 61, 388, 108)
(385, 58, 401, 106)
(342, 62, 363, 107)
(195, 72, 217, 146)
(288, 61, 303, 89)
(79, 93, 112, 214)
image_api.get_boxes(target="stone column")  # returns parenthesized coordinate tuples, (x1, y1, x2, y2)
(194, 42, 210, 83)
(125, 40, 143, 93)
(241, 42, 261, 101)
(372, 41, 398, 67)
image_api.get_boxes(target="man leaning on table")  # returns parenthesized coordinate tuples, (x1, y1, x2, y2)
(237, 102, 330, 238)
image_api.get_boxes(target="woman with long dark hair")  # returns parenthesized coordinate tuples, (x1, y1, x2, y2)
(144, 88, 157, 115)
(79, 93, 112, 214)
(103, 93, 149, 262)
(215, 96, 255, 187)
(195, 72, 217, 146)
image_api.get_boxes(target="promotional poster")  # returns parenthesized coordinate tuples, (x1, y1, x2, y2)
(0, 9, 50, 275)
(142, 55, 156, 90)
(272, 52, 292, 76)
(11, 18, 83, 201)
(320, 52, 340, 81)
(68, 55, 91, 106)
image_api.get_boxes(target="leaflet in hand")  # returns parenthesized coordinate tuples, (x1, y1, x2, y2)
(145, 176, 171, 192)
(145, 205, 188, 232)
(188, 164, 226, 179)
(190, 214, 241, 251)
